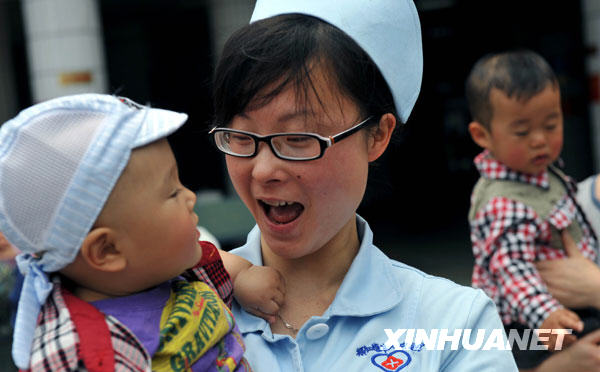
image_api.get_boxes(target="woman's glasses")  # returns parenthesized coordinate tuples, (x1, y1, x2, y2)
(209, 116, 374, 161)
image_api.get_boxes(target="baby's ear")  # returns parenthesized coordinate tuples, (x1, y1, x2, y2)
(468, 121, 492, 150)
(80, 227, 126, 272)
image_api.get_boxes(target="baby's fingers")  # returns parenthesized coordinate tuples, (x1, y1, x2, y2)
(246, 306, 277, 324)
(271, 289, 285, 308)
(251, 295, 282, 316)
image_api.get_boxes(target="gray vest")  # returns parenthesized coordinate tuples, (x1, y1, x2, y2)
(468, 166, 583, 250)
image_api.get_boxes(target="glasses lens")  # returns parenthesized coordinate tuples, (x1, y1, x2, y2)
(271, 135, 321, 160)
(214, 131, 255, 156)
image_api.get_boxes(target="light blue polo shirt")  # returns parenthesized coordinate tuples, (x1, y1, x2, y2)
(231, 216, 517, 371)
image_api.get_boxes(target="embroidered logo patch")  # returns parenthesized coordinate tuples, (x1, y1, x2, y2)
(371, 350, 411, 372)
(356, 343, 419, 371)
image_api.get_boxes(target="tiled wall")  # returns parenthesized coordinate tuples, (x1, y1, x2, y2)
(21, 0, 107, 102)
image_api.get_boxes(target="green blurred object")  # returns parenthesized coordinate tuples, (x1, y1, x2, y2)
(0, 261, 16, 371)
(194, 195, 256, 249)
(0, 262, 14, 336)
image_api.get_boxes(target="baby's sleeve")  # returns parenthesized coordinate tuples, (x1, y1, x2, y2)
(184, 241, 234, 307)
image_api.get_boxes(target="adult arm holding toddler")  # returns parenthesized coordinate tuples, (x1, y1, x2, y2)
(536, 175, 600, 311)
(527, 176, 600, 371)
(525, 232, 600, 372)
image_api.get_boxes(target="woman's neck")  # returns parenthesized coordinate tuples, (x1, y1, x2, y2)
(262, 216, 360, 297)
(262, 217, 361, 336)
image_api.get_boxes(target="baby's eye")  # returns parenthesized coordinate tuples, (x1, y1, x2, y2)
(514, 130, 529, 137)
(545, 124, 557, 131)
(170, 189, 181, 198)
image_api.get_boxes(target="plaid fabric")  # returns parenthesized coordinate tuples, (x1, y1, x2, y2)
(24, 241, 234, 371)
(470, 151, 598, 329)
(183, 241, 233, 307)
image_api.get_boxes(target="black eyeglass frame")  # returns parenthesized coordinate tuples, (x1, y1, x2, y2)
(209, 116, 374, 161)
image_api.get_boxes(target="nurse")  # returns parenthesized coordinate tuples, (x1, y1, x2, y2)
(209, 0, 517, 370)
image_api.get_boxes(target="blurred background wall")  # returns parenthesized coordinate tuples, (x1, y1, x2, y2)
(0, 0, 598, 293)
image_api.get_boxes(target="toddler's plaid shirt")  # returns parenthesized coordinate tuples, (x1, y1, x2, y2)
(470, 150, 598, 329)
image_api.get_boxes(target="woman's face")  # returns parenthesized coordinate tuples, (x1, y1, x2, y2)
(225, 69, 373, 260)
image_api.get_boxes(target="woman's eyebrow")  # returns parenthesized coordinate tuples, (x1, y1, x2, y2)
(240, 109, 315, 125)
(276, 110, 311, 123)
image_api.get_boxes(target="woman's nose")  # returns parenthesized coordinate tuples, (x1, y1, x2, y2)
(251, 142, 285, 184)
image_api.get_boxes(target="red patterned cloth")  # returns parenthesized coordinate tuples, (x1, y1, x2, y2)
(22, 241, 236, 372)
(470, 150, 598, 329)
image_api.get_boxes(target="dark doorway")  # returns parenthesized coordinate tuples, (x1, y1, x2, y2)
(99, 0, 222, 193)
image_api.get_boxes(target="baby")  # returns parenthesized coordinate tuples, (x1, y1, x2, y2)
(1, 94, 284, 371)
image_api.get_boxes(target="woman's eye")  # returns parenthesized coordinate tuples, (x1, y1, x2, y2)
(285, 136, 311, 145)
(514, 131, 528, 137)
(229, 134, 252, 144)
(545, 124, 557, 131)
(170, 189, 180, 198)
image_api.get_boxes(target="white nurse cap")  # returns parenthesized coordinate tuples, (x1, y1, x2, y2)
(251, 0, 423, 123)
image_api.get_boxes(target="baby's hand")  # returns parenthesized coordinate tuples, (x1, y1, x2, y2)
(233, 265, 285, 324)
(539, 308, 583, 351)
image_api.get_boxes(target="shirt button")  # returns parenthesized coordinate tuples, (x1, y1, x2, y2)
(306, 323, 329, 340)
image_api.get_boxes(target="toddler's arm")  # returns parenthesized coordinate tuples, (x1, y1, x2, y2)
(219, 249, 285, 324)
(472, 197, 563, 329)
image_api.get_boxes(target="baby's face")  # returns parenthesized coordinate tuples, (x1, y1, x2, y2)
(485, 85, 563, 175)
(101, 139, 202, 291)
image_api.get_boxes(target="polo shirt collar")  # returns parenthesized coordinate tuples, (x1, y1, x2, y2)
(232, 215, 404, 334)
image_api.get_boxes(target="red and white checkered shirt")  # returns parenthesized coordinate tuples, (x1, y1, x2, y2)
(470, 150, 598, 329)
(24, 241, 237, 372)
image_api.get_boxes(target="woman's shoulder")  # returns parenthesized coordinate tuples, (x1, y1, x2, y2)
(387, 258, 478, 295)
(384, 257, 494, 322)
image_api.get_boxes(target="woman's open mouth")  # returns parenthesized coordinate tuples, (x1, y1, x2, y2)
(259, 199, 304, 224)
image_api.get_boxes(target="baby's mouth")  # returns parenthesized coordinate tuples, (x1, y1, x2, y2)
(259, 199, 304, 224)
(532, 154, 549, 164)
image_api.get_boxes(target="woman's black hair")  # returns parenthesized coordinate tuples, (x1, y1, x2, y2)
(213, 14, 396, 127)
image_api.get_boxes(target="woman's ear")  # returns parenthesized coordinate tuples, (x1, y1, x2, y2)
(79, 227, 126, 272)
(468, 121, 492, 150)
(367, 113, 396, 162)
